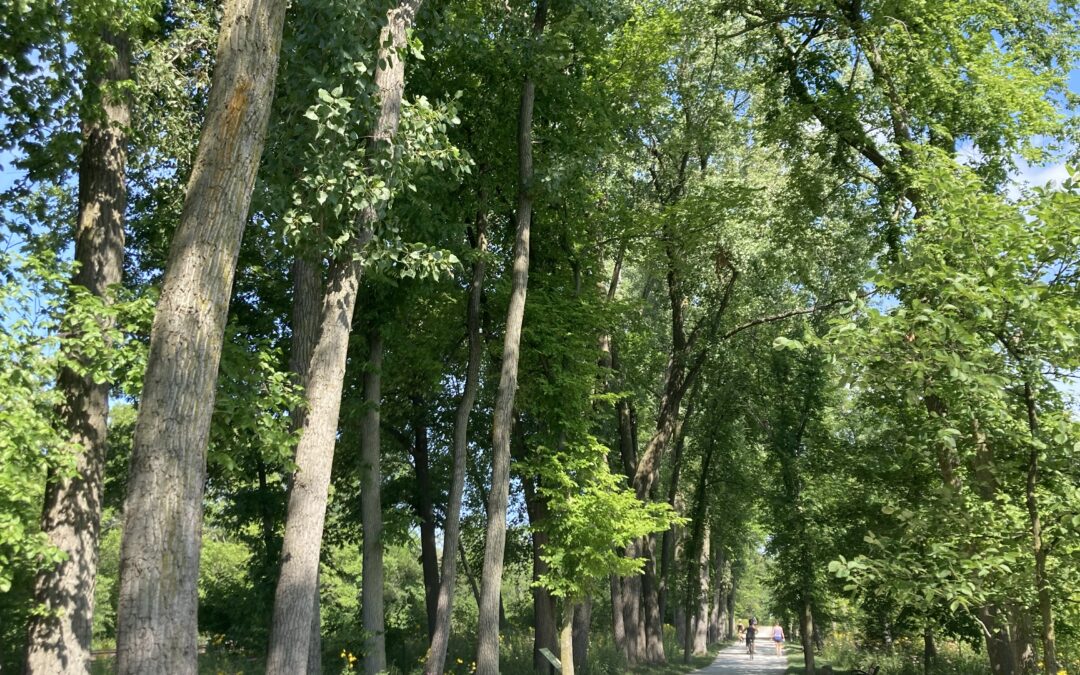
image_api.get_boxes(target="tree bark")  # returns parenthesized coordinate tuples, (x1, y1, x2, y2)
(610, 574, 627, 659)
(475, 3, 547, 671)
(726, 579, 735, 640)
(683, 435, 717, 662)
(1021, 380, 1057, 675)
(623, 545, 645, 664)
(658, 428, 686, 625)
(265, 2, 423, 671)
(800, 600, 816, 675)
(573, 596, 592, 672)
(361, 331, 386, 673)
(23, 29, 129, 675)
(525, 475, 558, 674)
(692, 528, 710, 655)
(291, 251, 324, 675)
(980, 606, 1016, 675)
(560, 602, 576, 675)
(708, 546, 724, 645)
(115, 2, 287, 671)
(641, 533, 666, 662)
(424, 212, 488, 674)
(411, 411, 440, 639)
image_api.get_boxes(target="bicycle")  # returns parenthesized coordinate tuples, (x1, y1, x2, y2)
(746, 638, 755, 660)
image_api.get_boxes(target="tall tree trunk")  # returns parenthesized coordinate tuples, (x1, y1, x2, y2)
(683, 434, 716, 662)
(424, 212, 488, 674)
(361, 331, 387, 673)
(23, 29, 129, 675)
(616, 396, 639, 480)
(1010, 604, 1037, 674)
(726, 579, 735, 640)
(289, 254, 325, 675)
(411, 411, 440, 639)
(307, 583, 322, 675)
(573, 596, 592, 672)
(800, 600, 816, 675)
(623, 552, 645, 664)
(1021, 380, 1057, 675)
(980, 606, 1016, 675)
(616, 379, 644, 664)
(290, 247, 325, 675)
(560, 602, 576, 675)
(969, 420, 1020, 675)
(658, 428, 686, 625)
(115, 2, 287, 671)
(610, 574, 627, 659)
(475, 3, 547, 672)
(525, 475, 558, 673)
(265, 2, 423, 671)
(692, 528, 710, 655)
(641, 534, 666, 662)
(708, 546, 724, 644)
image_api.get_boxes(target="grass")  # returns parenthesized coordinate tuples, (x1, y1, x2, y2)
(89, 648, 265, 675)
(628, 639, 728, 675)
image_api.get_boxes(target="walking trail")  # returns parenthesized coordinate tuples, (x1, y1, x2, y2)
(692, 640, 791, 674)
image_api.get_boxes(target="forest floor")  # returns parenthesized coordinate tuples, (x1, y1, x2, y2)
(689, 641, 790, 674)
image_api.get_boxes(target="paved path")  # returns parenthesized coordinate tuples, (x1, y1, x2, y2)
(692, 641, 791, 674)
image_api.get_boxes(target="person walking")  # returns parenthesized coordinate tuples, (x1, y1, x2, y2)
(745, 621, 756, 658)
(772, 621, 786, 655)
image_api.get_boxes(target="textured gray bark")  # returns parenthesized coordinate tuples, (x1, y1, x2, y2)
(291, 254, 325, 675)
(572, 596, 591, 672)
(115, 2, 286, 671)
(726, 580, 735, 640)
(708, 546, 724, 644)
(524, 476, 558, 674)
(799, 601, 816, 675)
(560, 602, 576, 675)
(268, 255, 365, 674)
(266, 3, 422, 671)
(475, 4, 546, 672)
(641, 535, 665, 662)
(610, 575, 627, 659)
(623, 543, 645, 663)
(615, 366, 644, 664)
(1021, 381, 1057, 675)
(272, 248, 360, 667)
(361, 331, 387, 673)
(23, 30, 129, 675)
(410, 414, 440, 639)
(658, 423, 687, 625)
(424, 214, 487, 675)
(307, 579, 322, 675)
(692, 528, 709, 655)
(683, 434, 716, 663)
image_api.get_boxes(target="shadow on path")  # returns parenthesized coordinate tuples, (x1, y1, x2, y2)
(691, 641, 790, 674)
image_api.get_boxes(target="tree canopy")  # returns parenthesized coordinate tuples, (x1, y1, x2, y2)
(1, 1, 1079, 674)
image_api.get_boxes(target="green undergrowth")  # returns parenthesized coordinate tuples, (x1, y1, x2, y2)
(785, 638, 1019, 675)
(89, 646, 264, 675)
(628, 630, 726, 675)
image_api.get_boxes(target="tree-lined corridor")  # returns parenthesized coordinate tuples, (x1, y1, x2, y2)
(1, 1, 1079, 674)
